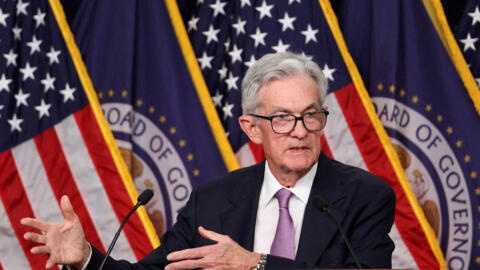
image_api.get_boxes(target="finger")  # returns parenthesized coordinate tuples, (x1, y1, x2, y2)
(45, 257, 57, 269)
(24, 232, 47, 244)
(198, 226, 227, 242)
(165, 259, 211, 270)
(20, 217, 50, 232)
(60, 195, 76, 221)
(31, 245, 50, 255)
(167, 246, 208, 261)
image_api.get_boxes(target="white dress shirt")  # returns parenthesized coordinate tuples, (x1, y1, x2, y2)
(253, 161, 317, 256)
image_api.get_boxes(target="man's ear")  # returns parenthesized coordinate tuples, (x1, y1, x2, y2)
(238, 115, 263, 144)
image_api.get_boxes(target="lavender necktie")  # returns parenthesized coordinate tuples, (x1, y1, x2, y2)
(270, 188, 295, 260)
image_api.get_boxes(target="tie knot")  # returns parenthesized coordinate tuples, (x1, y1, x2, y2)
(274, 188, 293, 208)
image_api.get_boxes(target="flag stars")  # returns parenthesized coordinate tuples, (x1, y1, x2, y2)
(225, 72, 239, 91)
(33, 8, 46, 28)
(272, 39, 290, 53)
(170, 127, 176, 134)
(193, 169, 200, 177)
(456, 140, 463, 148)
(229, 44, 243, 64)
(26, 36, 42, 55)
(14, 89, 30, 107)
(288, 0, 301, 4)
(122, 90, 128, 97)
(222, 101, 234, 119)
(0, 105, 3, 118)
(212, 91, 223, 107)
(12, 25, 22, 40)
(218, 64, 228, 80)
(377, 83, 384, 91)
(98, 92, 104, 99)
(108, 89, 114, 97)
(179, 140, 186, 148)
(472, 171, 478, 179)
(16, 0, 29, 16)
(46, 47, 61, 65)
(278, 12, 296, 32)
(0, 74, 12, 92)
(40, 73, 56, 93)
(0, 8, 9, 26)
(209, 0, 227, 17)
(35, 99, 51, 119)
(187, 15, 199, 31)
(59, 83, 76, 103)
(159, 115, 166, 123)
(197, 51, 214, 69)
(469, 6, 480, 26)
(250, 27, 267, 47)
(241, 0, 251, 8)
(4, 49, 18, 67)
(136, 99, 143, 106)
(476, 187, 480, 195)
(149, 106, 155, 114)
(187, 153, 194, 161)
(244, 55, 257, 68)
(389, 85, 395, 93)
(322, 64, 336, 81)
(425, 104, 432, 112)
(232, 17, 247, 35)
(20, 63, 37, 81)
(412, 96, 419, 104)
(460, 33, 478, 52)
(400, 89, 406, 97)
(8, 114, 23, 132)
(464, 155, 471, 163)
(301, 24, 319, 44)
(202, 25, 220, 44)
(436, 115, 443, 122)
(446, 126, 453, 134)
(256, 1, 274, 20)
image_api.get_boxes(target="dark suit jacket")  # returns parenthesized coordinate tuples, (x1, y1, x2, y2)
(87, 153, 396, 269)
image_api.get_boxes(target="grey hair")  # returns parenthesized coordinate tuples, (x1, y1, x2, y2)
(241, 52, 328, 115)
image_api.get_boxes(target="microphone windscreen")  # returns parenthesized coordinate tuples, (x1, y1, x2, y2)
(313, 196, 328, 212)
(138, 189, 153, 205)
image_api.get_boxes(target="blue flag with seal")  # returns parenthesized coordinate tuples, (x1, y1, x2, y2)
(71, 0, 237, 237)
(337, 0, 480, 268)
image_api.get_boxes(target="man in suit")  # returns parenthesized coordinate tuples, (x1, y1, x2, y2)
(21, 52, 395, 269)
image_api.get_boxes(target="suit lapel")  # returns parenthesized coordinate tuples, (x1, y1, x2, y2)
(296, 153, 346, 265)
(219, 162, 264, 251)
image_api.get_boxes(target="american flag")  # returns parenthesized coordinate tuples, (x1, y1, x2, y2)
(456, 0, 480, 91)
(0, 0, 155, 269)
(186, 0, 443, 268)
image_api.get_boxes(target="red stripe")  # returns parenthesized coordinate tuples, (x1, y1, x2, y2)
(34, 126, 106, 253)
(334, 84, 439, 269)
(0, 151, 46, 269)
(320, 135, 333, 159)
(74, 105, 152, 258)
(248, 141, 265, 163)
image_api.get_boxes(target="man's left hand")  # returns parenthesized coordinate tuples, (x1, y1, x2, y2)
(166, 226, 261, 270)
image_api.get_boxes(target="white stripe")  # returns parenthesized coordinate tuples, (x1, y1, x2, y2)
(12, 139, 63, 224)
(235, 143, 256, 168)
(324, 94, 418, 269)
(323, 93, 367, 170)
(55, 115, 137, 262)
(0, 198, 31, 269)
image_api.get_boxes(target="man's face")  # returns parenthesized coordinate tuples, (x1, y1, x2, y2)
(254, 74, 323, 178)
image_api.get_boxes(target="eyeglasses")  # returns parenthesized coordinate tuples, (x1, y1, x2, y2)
(250, 109, 329, 134)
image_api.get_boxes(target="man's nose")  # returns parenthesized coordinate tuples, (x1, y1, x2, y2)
(290, 119, 308, 138)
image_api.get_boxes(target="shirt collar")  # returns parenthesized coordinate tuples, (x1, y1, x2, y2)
(259, 160, 317, 208)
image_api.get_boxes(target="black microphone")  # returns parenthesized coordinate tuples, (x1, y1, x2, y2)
(313, 196, 362, 269)
(99, 189, 153, 270)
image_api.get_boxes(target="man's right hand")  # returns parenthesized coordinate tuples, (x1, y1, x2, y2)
(21, 195, 90, 269)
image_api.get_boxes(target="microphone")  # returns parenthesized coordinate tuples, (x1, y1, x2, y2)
(313, 196, 362, 269)
(99, 189, 153, 270)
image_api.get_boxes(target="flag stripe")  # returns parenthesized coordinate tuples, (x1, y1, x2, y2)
(54, 112, 137, 261)
(0, 151, 46, 269)
(73, 105, 151, 259)
(0, 195, 31, 270)
(33, 124, 106, 253)
(323, 91, 367, 170)
(12, 140, 63, 224)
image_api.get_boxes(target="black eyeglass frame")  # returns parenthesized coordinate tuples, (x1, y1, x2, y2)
(249, 109, 329, 134)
